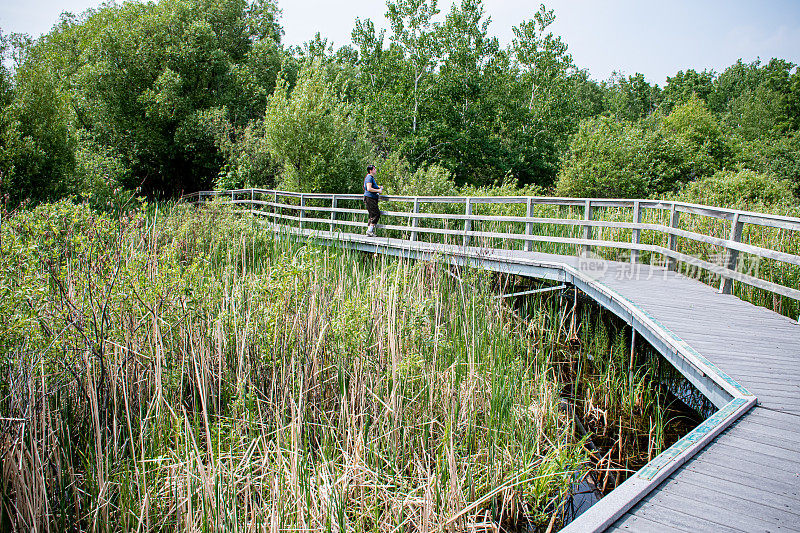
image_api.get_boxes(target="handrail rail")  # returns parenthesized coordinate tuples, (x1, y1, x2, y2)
(180, 189, 800, 313)
(180, 188, 800, 227)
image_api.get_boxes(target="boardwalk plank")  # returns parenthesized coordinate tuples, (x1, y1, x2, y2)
(667, 328, 800, 348)
(696, 442, 800, 474)
(715, 356, 800, 368)
(721, 369, 800, 383)
(724, 420, 800, 443)
(676, 462, 800, 506)
(734, 412, 800, 433)
(728, 383, 800, 397)
(690, 454, 800, 491)
(739, 408, 800, 427)
(632, 305, 799, 330)
(632, 487, 796, 532)
(686, 344, 800, 357)
(712, 431, 800, 462)
(609, 510, 727, 533)
(713, 360, 800, 374)
(654, 478, 800, 531)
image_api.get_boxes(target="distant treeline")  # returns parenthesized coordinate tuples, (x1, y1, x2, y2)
(0, 0, 798, 206)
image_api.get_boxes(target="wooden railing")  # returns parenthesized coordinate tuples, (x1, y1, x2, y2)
(181, 189, 800, 315)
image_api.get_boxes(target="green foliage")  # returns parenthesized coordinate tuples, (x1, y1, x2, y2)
(201, 106, 278, 190)
(73, 130, 131, 207)
(678, 169, 796, 209)
(502, 4, 583, 187)
(1, 0, 799, 210)
(555, 117, 647, 198)
(557, 96, 738, 198)
(3, 0, 283, 202)
(725, 85, 788, 139)
(261, 62, 372, 192)
(3, 31, 76, 203)
(386, 0, 441, 134)
(602, 72, 660, 121)
(556, 115, 683, 198)
(661, 94, 731, 176)
(733, 132, 800, 189)
(661, 68, 715, 112)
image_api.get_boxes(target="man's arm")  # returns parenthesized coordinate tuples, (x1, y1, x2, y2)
(365, 179, 383, 194)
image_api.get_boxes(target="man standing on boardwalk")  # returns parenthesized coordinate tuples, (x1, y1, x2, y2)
(363, 164, 383, 236)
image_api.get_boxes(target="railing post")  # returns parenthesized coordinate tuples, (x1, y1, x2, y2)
(719, 213, 743, 294)
(631, 200, 641, 264)
(524, 197, 534, 252)
(410, 198, 420, 242)
(330, 195, 337, 233)
(665, 203, 680, 271)
(250, 189, 254, 213)
(299, 194, 305, 230)
(581, 199, 593, 256)
(463, 198, 472, 248)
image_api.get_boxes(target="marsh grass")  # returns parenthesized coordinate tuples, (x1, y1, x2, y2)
(1, 201, 696, 531)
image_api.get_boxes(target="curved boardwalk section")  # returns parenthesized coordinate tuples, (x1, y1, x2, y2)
(572, 256, 800, 532)
(185, 190, 800, 532)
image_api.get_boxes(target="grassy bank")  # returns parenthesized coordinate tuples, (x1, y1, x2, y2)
(1, 201, 689, 531)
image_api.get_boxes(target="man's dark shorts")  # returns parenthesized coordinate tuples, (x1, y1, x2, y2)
(364, 196, 380, 225)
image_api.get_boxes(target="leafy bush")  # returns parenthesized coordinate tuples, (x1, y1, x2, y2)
(555, 116, 672, 198)
(202, 106, 279, 191)
(678, 169, 797, 209)
(661, 95, 732, 176)
(74, 130, 131, 208)
(556, 97, 736, 199)
(262, 61, 372, 193)
(732, 131, 800, 190)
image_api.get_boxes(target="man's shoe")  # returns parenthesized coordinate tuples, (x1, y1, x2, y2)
(366, 227, 376, 237)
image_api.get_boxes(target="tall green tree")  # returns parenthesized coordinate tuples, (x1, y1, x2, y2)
(511, 4, 571, 115)
(4, 27, 75, 203)
(422, 0, 506, 184)
(350, 18, 408, 154)
(602, 72, 660, 121)
(661, 69, 715, 111)
(260, 62, 371, 192)
(8, 0, 283, 201)
(503, 4, 580, 186)
(386, 0, 441, 134)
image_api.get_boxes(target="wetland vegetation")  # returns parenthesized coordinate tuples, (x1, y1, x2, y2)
(1, 202, 704, 531)
(1, 0, 798, 529)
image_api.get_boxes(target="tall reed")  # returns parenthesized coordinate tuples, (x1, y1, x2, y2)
(1, 200, 696, 531)
(0, 201, 575, 531)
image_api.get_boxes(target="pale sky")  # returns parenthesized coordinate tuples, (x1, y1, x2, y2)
(1, 0, 799, 85)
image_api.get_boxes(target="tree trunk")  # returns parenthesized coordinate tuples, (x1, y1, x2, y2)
(413, 67, 419, 133)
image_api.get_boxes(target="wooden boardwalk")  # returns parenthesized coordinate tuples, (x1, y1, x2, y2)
(578, 256, 800, 532)
(185, 189, 800, 532)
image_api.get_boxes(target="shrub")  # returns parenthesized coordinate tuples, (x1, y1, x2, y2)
(556, 98, 735, 199)
(678, 169, 797, 209)
(555, 116, 658, 198)
(261, 61, 372, 193)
